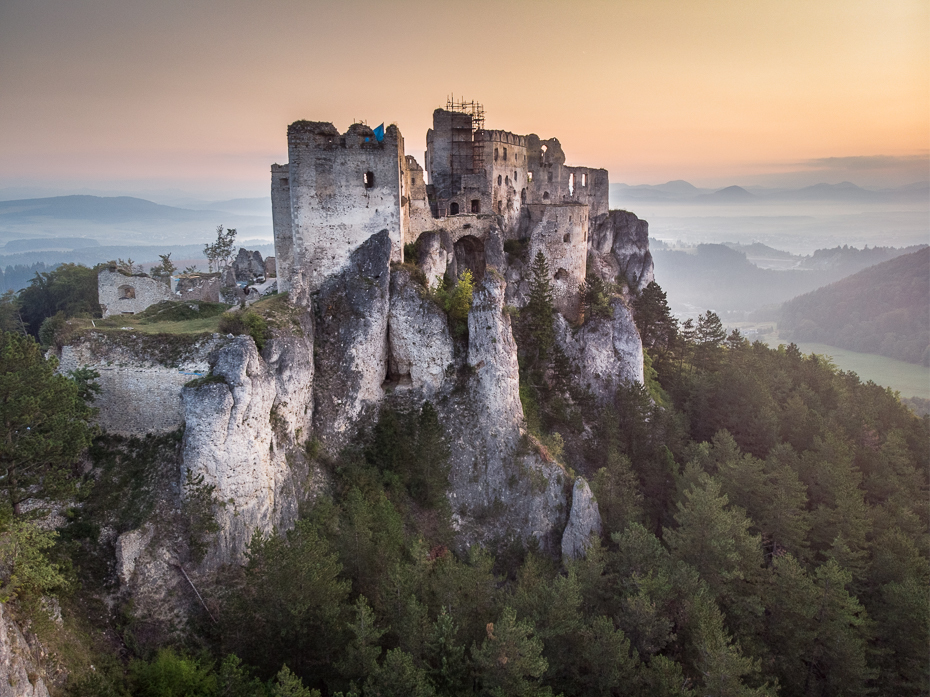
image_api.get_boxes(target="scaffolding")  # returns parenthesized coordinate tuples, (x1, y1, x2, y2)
(446, 96, 485, 175)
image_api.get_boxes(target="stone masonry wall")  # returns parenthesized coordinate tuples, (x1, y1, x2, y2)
(56, 333, 229, 436)
(271, 163, 294, 293)
(98, 269, 174, 318)
(524, 203, 588, 320)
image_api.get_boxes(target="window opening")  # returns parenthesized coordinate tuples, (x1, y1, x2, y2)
(449, 201, 460, 215)
(568, 173, 575, 195)
(581, 173, 587, 187)
(547, 171, 553, 183)
(471, 199, 480, 213)
(118, 285, 135, 300)
(494, 147, 499, 161)
(527, 171, 534, 182)
(364, 171, 374, 188)
(563, 233, 571, 243)
(503, 147, 507, 161)
(505, 176, 510, 185)
(543, 191, 550, 201)
(521, 188, 526, 204)
(498, 175, 502, 186)
(497, 200, 502, 213)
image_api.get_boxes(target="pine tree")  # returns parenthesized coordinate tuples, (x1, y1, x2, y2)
(525, 252, 555, 361)
(632, 281, 678, 352)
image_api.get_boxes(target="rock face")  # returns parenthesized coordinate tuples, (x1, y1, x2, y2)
(388, 269, 454, 395)
(561, 477, 602, 560)
(415, 230, 452, 286)
(0, 603, 51, 697)
(589, 210, 654, 292)
(555, 298, 644, 404)
(437, 274, 568, 552)
(181, 320, 315, 568)
(233, 248, 266, 281)
(313, 230, 392, 451)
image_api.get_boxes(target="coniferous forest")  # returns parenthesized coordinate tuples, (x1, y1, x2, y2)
(0, 266, 927, 696)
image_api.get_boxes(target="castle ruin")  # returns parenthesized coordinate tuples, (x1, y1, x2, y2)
(271, 100, 648, 318)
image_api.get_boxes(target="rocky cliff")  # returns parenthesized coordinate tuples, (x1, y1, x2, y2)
(62, 214, 653, 635)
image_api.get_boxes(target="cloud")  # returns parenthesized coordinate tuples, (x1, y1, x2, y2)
(795, 153, 929, 172)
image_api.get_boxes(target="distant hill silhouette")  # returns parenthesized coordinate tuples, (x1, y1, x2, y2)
(779, 247, 930, 365)
(0, 195, 218, 224)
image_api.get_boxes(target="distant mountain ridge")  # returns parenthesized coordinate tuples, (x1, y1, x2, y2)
(610, 180, 929, 204)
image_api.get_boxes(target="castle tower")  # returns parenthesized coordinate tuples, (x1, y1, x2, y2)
(280, 120, 407, 295)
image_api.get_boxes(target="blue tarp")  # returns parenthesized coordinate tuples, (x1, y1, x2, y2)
(373, 123, 385, 142)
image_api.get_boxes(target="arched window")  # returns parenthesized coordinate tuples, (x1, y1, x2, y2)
(449, 201, 460, 215)
(503, 147, 507, 161)
(494, 148, 499, 161)
(543, 192, 550, 201)
(521, 188, 526, 204)
(498, 175, 502, 186)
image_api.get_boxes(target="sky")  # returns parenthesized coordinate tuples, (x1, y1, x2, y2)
(0, 0, 927, 200)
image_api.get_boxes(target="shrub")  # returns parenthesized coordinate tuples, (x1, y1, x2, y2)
(219, 309, 270, 350)
(429, 270, 474, 338)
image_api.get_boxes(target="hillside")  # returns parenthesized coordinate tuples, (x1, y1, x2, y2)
(779, 247, 930, 365)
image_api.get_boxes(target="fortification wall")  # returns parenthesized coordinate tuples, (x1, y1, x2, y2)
(524, 203, 588, 320)
(98, 269, 175, 318)
(287, 121, 405, 294)
(270, 164, 293, 293)
(57, 333, 229, 436)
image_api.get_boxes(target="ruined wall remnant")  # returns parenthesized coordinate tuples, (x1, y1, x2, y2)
(98, 268, 175, 318)
(56, 333, 230, 436)
(271, 163, 293, 293)
(523, 203, 588, 320)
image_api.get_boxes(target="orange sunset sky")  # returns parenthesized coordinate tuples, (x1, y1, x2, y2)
(0, 0, 927, 198)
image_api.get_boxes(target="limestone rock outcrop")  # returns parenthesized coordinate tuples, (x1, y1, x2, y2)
(388, 269, 454, 395)
(437, 274, 568, 552)
(313, 230, 392, 451)
(589, 210, 654, 292)
(181, 320, 314, 568)
(561, 477, 602, 560)
(233, 248, 266, 282)
(415, 230, 452, 286)
(555, 298, 644, 404)
(0, 603, 51, 697)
